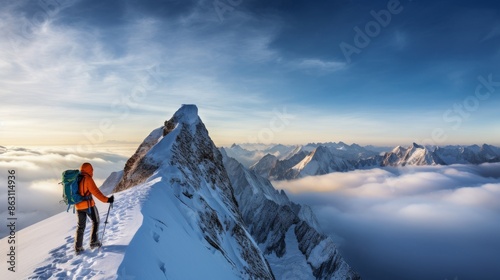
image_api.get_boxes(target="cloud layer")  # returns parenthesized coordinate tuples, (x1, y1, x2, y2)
(274, 164, 500, 280)
(0, 145, 131, 238)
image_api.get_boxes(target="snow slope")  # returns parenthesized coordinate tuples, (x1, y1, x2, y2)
(1, 176, 148, 280)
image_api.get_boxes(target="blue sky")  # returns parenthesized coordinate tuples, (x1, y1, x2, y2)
(1, 0, 500, 146)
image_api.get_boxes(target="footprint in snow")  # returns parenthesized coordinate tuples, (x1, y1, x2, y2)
(153, 232, 160, 243)
(29, 241, 72, 279)
(30, 229, 99, 279)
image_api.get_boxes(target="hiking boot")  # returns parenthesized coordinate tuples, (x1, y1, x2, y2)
(75, 247, 85, 255)
(90, 241, 102, 249)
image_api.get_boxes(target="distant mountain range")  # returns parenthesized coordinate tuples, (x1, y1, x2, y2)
(222, 142, 500, 180)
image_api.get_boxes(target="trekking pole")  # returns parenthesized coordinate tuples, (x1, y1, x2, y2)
(100, 202, 113, 251)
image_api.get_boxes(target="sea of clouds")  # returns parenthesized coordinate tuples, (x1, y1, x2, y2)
(0, 145, 133, 238)
(274, 164, 500, 280)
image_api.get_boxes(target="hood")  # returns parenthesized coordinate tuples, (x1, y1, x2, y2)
(80, 162, 94, 177)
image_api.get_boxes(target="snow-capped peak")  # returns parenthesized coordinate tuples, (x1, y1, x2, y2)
(383, 142, 443, 166)
(391, 145, 407, 155)
(171, 104, 200, 125)
(411, 142, 424, 149)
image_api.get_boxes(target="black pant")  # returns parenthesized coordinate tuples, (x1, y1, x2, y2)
(75, 206, 100, 249)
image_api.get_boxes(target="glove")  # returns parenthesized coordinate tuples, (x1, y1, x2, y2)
(108, 195, 114, 203)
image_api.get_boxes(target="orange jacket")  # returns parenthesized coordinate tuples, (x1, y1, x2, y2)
(76, 163, 109, 210)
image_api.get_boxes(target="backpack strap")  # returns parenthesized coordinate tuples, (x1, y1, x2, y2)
(66, 204, 76, 214)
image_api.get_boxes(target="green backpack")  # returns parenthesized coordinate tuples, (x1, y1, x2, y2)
(61, 170, 91, 213)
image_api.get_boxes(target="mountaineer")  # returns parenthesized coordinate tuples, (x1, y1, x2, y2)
(74, 162, 114, 254)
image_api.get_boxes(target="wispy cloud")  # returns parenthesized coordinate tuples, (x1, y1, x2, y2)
(292, 58, 346, 74)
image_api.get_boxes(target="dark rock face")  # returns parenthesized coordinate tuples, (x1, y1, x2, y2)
(251, 154, 279, 178)
(294, 222, 361, 280)
(163, 119, 175, 136)
(113, 127, 163, 193)
(172, 122, 239, 214)
(272, 151, 308, 180)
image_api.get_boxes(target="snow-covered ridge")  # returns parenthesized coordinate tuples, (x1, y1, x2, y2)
(171, 104, 200, 125)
